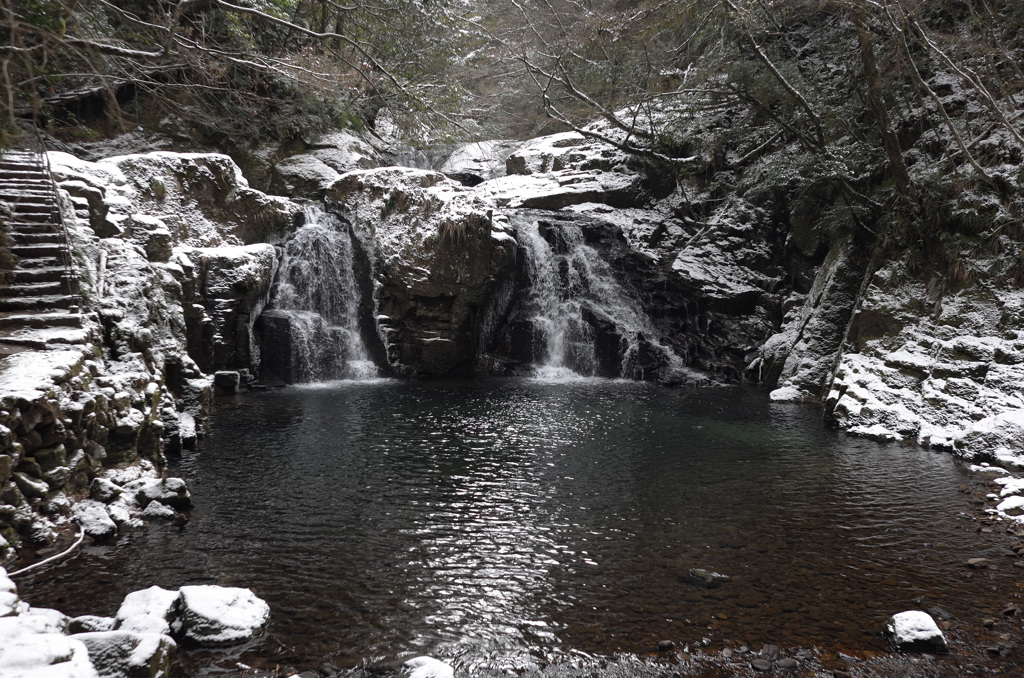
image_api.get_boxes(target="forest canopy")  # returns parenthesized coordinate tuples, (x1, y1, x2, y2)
(2, 0, 1024, 269)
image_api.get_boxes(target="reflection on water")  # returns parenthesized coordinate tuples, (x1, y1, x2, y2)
(20, 380, 1022, 675)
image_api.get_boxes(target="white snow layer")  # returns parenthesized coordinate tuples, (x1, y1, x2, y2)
(404, 656, 455, 678)
(885, 610, 946, 648)
(177, 586, 270, 644)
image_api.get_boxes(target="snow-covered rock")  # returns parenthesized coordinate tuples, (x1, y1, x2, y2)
(1, 567, 24, 618)
(404, 656, 455, 678)
(115, 587, 180, 637)
(72, 500, 118, 541)
(175, 586, 270, 645)
(0, 631, 99, 678)
(133, 478, 192, 512)
(73, 631, 175, 678)
(477, 170, 649, 210)
(824, 266, 1024, 452)
(884, 610, 948, 653)
(49, 151, 296, 247)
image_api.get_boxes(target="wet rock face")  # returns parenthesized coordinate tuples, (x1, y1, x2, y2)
(326, 168, 517, 376)
(176, 244, 279, 375)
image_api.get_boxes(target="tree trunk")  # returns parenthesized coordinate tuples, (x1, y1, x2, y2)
(853, 10, 912, 199)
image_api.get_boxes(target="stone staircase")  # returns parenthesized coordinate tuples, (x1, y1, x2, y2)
(0, 148, 87, 357)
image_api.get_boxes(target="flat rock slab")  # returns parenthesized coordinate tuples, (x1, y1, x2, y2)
(0, 326, 90, 349)
(0, 349, 85, 401)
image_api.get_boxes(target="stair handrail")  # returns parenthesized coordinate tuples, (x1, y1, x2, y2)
(29, 128, 82, 305)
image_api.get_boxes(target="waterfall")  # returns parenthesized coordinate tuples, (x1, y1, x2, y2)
(263, 206, 378, 382)
(516, 218, 683, 380)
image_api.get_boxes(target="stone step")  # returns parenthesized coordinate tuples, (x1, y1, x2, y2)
(0, 281, 64, 297)
(6, 221, 59, 234)
(14, 256, 63, 269)
(11, 267, 66, 283)
(0, 178, 51, 189)
(8, 232, 61, 245)
(0, 325, 90, 350)
(0, 174, 48, 184)
(0, 294, 77, 312)
(11, 243, 65, 258)
(0, 311, 82, 329)
(7, 210, 52, 224)
(7, 202, 51, 213)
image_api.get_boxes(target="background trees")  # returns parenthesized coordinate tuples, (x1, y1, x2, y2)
(0, 0, 477, 146)
(3, 0, 1023, 278)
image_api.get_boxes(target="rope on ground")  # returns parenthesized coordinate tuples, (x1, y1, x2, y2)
(6, 525, 85, 577)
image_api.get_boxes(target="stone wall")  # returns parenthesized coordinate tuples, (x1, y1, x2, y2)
(0, 150, 295, 562)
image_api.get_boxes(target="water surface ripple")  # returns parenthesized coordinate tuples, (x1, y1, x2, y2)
(22, 380, 1021, 674)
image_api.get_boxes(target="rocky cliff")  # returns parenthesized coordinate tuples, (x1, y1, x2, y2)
(0, 150, 296, 562)
(4, 114, 1024, 560)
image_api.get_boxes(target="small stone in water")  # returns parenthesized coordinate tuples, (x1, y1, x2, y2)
(966, 557, 989, 568)
(721, 648, 734, 659)
(657, 640, 675, 651)
(688, 568, 730, 588)
(750, 657, 772, 671)
(761, 644, 780, 660)
(777, 657, 798, 670)
(983, 618, 998, 628)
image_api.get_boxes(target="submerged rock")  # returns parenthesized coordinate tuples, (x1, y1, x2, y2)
(688, 568, 731, 588)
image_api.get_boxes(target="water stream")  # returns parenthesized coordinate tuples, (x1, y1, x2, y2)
(262, 206, 377, 382)
(515, 219, 682, 380)
(21, 381, 1021, 676)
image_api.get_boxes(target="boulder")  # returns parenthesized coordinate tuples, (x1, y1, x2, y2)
(0, 632, 98, 678)
(69, 617, 116, 634)
(115, 586, 180, 637)
(884, 610, 948, 653)
(179, 244, 278, 374)
(90, 478, 122, 504)
(270, 155, 339, 198)
(73, 631, 175, 678)
(176, 585, 269, 645)
(134, 478, 192, 511)
(72, 500, 118, 541)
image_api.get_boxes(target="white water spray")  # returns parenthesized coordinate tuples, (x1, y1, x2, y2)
(270, 205, 378, 381)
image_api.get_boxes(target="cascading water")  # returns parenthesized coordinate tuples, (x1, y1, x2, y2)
(516, 218, 683, 380)
(263, 205, 378, 382)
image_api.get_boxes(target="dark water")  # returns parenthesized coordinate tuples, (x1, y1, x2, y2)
(21, 379, 1023, 674)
